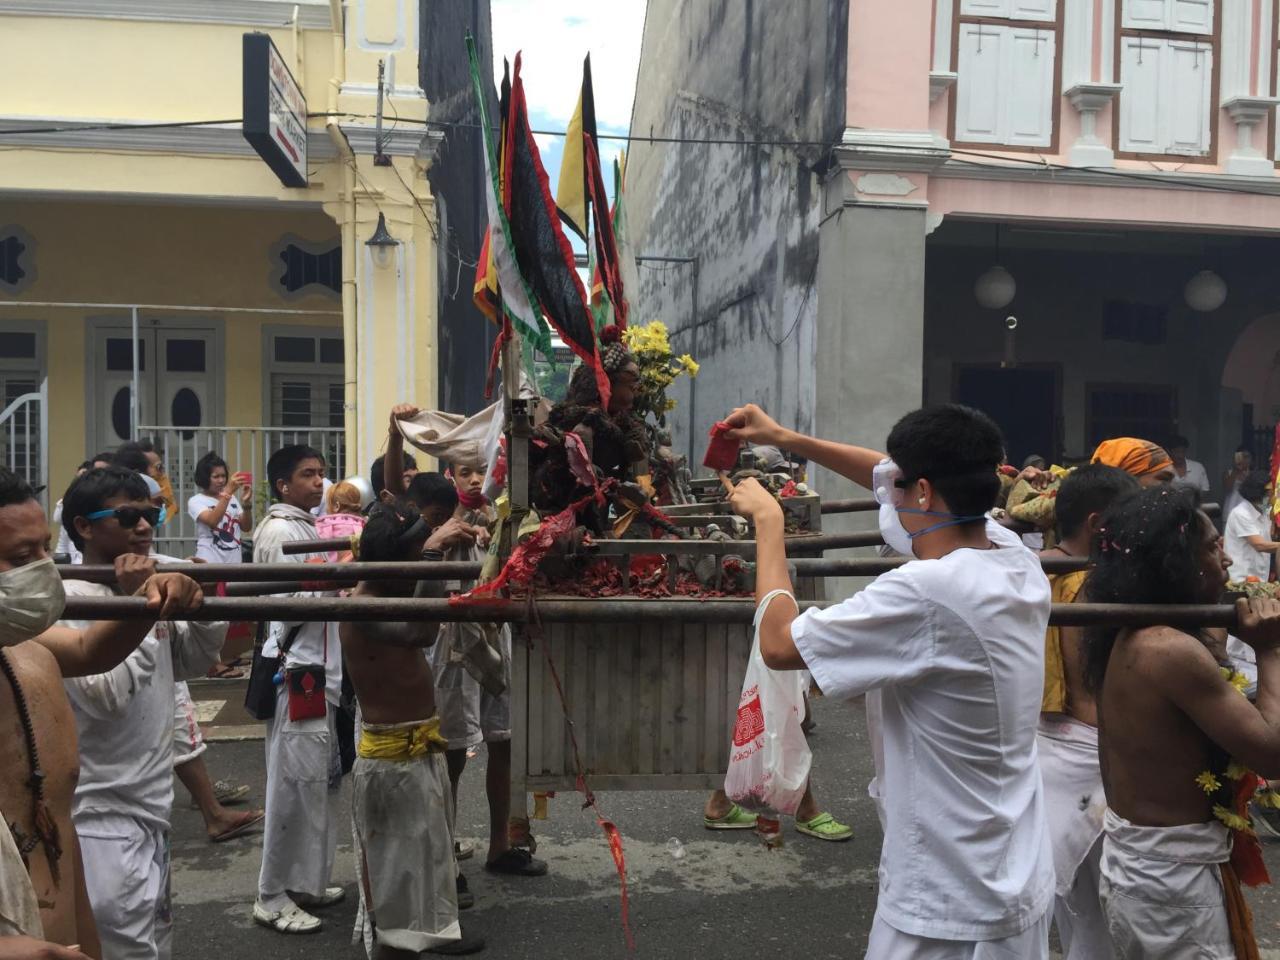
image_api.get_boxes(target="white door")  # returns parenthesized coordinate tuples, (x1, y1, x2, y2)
(90, 323, 218, 456)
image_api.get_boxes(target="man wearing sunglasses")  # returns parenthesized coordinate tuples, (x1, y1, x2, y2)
(724, 403, 1054, 959)
(57, 467, 228, 960)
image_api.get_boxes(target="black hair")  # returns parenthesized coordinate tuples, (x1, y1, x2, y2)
(267, 445, 324, 500)
(1083, 486, 1213, 694)
(0, 467, 36, 509)
(62, 467, 150, 550)
(1240, 470, 1270, 506)
(112, 441, 153, 474)
(77, 460, 95, 472)
(1237, 445, 1253, 455)
(370, 451, 418, 495)
(1056, 464, 1140, 541)
(91, 451, 115, 466)
(1168, 435, 1190, 450)
(407, 471, 459, 513)
(194, 452, 229, 491)
(360, 499, 428, 563)
(885, 404, 1004, 522)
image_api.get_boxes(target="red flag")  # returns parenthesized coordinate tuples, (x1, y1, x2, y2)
(501, 54, 609, 407)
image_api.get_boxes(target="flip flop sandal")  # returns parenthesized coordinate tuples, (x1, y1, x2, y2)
(484, 848, 549, 877)
(205, 663, 246, 680)
(252, 902, 321, 934)
(454, 837, 476, 861)
(210, 811, 265, 843)
(794, 812, 853, 842)
(703, 803, 758, 830)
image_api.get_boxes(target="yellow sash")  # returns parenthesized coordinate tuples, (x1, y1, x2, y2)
(357, 717, 448, 761)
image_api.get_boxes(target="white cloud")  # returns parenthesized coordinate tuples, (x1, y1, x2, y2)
(491, 0, 647, 134)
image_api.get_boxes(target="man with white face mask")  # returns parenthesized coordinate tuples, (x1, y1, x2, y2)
(0, 466, 204, 957)
(724, 404, 1054, 960)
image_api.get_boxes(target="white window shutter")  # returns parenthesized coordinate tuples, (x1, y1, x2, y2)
(961, 0, 1014, 16)
(1123, 0, 1170, 29)
(1004, 28, 1057, 145)
(1165, 40, 1213, 154)
(1010, 0, 1057, 21)
(1169, 0, 1213, 34)
(1119, 35, 1164, 152)
(956, 23, 1009, 142)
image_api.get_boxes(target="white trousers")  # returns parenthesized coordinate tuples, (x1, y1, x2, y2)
(76, 812, 171, 960)
(257, 688, 341, 899)
(1099, 810, 1234, 959)
(1054, 839, 1113, 960)
(865, 909, 1050, 960)
(351, 741, 459, 955)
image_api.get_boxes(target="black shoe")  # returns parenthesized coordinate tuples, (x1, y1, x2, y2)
(426, 931, 486, 955)
(456, 874, 475, 910)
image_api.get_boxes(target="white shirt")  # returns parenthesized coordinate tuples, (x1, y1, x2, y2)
(254, 503, 342, 704)
(1225, 500, 1271, 583)
(1172, 458, 1210, 495)
(791, 521, 1054, 941)
(60, 563, 226, 829)
(188, 492, 244, 564)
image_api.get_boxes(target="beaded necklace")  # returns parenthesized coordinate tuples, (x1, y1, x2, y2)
(0, 648, 61, 885)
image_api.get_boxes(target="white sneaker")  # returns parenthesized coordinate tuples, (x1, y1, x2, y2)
(454, 837, 476, 861)
(290, 886, 346, 910)
(252, 900, 321, 934)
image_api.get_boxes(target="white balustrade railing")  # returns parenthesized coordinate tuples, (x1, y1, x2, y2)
(139, 424, 346, 558)
(0, 380, 47, 513)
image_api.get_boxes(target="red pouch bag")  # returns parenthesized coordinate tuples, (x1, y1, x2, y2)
(286, 666, 327, 721)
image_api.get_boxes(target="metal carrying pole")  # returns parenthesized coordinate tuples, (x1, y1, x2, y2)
(58, 595, 1242, 628)
(56, 554, 1092, 586)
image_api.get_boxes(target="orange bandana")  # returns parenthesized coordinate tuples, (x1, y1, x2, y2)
(1091, 438, 1173, 479)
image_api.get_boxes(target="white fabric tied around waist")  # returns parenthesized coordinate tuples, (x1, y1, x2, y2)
(1103, 809, 1230, 864)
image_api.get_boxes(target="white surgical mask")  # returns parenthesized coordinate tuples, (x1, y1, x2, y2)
(878, 503, 916, 558)
(0, 558, 67, 647)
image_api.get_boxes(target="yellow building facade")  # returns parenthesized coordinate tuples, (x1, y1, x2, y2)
(0, 0, 443, 545)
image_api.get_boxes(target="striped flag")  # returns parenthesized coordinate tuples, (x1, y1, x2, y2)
(466, 36, 550, 354)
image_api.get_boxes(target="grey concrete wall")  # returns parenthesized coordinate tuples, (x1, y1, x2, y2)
(420, 0, 500, 417)
(625, 0, 849, 465)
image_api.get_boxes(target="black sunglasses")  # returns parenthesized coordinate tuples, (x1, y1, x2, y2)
(84, 505, 162, 528)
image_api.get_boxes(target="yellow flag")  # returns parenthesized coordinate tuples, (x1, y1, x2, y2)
(554, 88, 588, 241)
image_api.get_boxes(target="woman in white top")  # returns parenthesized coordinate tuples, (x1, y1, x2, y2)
(188, 452, 253, 564)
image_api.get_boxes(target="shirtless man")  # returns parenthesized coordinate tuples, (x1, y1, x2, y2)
(1035, 465, 1137, 959)
(0, 467, 203, 956)
(342, 500, 484, 957)
(1086, 484, 1280, 957)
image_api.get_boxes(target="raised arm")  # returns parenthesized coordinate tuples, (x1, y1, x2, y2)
(1161, 598, 1280, 777)
(383, 403, 421, 497)
(728, 477, 802, 669)
(724, 403, 885, 492)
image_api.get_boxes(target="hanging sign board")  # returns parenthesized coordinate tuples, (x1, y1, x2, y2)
(243, 32, 308, 188)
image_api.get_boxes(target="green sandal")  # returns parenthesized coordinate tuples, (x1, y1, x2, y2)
(794, 812, 853, 842)
(703, 803, 759, 830)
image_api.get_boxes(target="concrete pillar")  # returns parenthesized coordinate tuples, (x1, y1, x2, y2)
(813, 174, 927, 583)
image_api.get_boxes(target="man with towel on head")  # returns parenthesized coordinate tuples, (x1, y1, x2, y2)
(1090, 438, 1176, 489)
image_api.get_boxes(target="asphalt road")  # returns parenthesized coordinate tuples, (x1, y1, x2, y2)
(171, 685, 1280, 959)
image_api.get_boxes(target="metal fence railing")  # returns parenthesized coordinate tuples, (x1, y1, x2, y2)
(0, 380, 47, 514)
(139, 424, 346, 558)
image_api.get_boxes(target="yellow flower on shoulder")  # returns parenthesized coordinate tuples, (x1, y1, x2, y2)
(1195, 771, 1221, 794)
(1257, 790, 1280, 810)
(1212, 804, 1252, 832)
(1226, 761, 1249, 782)
(1225, 670, 1251, 695)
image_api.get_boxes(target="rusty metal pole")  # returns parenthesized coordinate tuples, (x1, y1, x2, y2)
(59, 595, 1240, 628)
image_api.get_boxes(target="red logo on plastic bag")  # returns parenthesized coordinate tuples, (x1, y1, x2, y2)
(733, 690, 765, 746)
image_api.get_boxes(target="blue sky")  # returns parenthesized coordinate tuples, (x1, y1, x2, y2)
(490, 0, 647, 216)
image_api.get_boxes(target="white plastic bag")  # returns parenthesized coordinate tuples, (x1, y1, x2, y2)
(724, 590, 812, 816)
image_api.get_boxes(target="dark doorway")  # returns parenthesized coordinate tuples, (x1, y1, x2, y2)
(954, 365, 1060, 466)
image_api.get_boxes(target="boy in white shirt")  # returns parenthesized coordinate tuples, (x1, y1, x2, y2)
(58, 467, 227, 960)
(725, 403, 1054, 958)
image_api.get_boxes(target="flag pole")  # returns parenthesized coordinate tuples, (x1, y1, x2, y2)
(502, 303, 530, 514)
